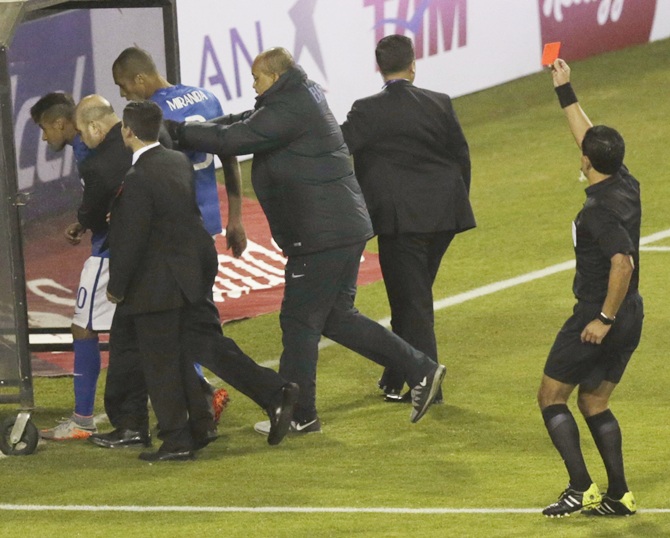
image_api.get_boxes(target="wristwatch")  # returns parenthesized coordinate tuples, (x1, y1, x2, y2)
(598, 312, 615, 325)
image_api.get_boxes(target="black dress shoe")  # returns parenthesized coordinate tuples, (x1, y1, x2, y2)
(139, 449, 194, 462)
(267, 382, 299, 446)
(89, 428, 151, 449)
(193, 429, 219, 450)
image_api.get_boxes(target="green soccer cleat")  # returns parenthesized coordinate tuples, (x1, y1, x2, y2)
(582, 491, 637, 516)
(542, 483, 601, 518)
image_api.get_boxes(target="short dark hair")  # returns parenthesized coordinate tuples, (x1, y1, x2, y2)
(123, 100, 163, 142)
(113, 47, 158, 78)
(30, 92, 75, 124)
(582, 125, 625, 175)
(375, 34, 415, 75)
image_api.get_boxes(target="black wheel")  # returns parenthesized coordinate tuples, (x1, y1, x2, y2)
(0, 416, 39, 456)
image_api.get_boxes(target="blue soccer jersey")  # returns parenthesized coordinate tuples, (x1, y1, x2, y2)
(72, 133, 92, 165)
(151, 84, 224, 236)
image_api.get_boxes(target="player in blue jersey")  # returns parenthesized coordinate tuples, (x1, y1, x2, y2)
(31, 92, 91, 164)
(112, 46, 245, 250)
(30, 92, 113, 440)
(112, 47, 246, 416)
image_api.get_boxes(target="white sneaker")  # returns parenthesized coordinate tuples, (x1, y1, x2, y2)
(40, 415, 97, 440)
(254, 420, 271, 435)
(254, 417, 322, 436)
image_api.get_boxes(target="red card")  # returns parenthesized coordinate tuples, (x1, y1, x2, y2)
(542, 42, 561, 66)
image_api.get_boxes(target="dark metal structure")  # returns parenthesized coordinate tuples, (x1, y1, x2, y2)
(0, 0, 179, 455)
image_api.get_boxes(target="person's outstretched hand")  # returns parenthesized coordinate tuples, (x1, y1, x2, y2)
(551, 58, 571, 87)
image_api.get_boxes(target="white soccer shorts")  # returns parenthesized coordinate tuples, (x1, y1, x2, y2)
(72, 256, 115, 331)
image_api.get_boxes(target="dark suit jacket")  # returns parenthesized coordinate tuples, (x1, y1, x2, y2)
(77, 123, 175, 236)
(107, 145, 217, 315)
(77, 122, 132, 235)
(341, 80, 476, 235)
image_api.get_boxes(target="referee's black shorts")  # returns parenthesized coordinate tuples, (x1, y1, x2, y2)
(543, 292, 644, 390)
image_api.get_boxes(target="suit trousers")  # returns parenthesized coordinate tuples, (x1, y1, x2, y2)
(105, 311, 149, 432)
(105, 297, 286, 442)
(180, 297, 286, 410)
(377, 231, 455, 391)
(107, 307, 212, 451)
(278, 241, 436, 422)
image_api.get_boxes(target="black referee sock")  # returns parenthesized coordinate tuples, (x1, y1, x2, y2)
(542, 404, 593, 492)
(585, 409, 629, 499)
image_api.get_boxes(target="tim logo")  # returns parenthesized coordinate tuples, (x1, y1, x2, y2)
(365, 0, 467, 61)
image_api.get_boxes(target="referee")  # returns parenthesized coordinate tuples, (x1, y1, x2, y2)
(538, 59, 643, 518)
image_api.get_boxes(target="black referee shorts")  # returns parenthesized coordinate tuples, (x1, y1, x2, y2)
(543, 292, 644, 390)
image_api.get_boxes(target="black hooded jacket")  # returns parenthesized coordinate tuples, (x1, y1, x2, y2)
(177, 66, 373, 256)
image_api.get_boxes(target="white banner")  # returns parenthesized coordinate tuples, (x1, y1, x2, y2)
(651, 0, 670, 40)
(90, 8, 166, 115)
(176, 0, 543, 123)
(176, 0, 669, 122)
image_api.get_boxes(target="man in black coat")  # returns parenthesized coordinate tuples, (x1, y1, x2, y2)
(341, 35, 476, 402)
(108, 101, 297, 461)
(168, 47, 446, 435)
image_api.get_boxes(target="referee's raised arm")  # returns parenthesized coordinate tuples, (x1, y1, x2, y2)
(551, 59, 593, 149)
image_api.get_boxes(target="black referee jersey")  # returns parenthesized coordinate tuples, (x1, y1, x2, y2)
(572, 164, 641, 303)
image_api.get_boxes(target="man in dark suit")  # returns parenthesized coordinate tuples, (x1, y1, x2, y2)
(341, 34, 476, 402)
(108, 100, 297, 461)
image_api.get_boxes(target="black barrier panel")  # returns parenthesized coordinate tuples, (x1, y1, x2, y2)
(0, 49, 31, 405)
(0, 166, 21, 387)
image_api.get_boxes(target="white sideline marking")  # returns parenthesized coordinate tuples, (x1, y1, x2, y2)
(365, 260, 577, 331)
(259, 259, 572, 366)
(0, 504, 668, 514)
(259, 227, 670, 363)
(255, 228, 670, 366)
(639, 228, 670, 245)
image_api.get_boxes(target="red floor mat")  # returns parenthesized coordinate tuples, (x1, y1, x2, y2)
(24, 188, 382, 376)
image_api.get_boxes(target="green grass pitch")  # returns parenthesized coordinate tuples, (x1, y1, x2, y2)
(2, 38, 670, 537)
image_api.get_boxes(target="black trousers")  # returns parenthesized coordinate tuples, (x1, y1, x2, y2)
(105, 311, 150, 433)
(279, 241, 436, 422)
(108, 307, 211, 452)
(377, 231, 455, 391)
(105, 298, 286, 445)
(181, 297, 286, 410)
